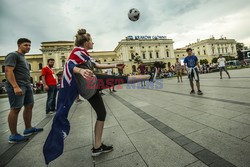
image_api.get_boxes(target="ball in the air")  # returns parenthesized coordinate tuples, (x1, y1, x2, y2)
(128, 8, 140, 21)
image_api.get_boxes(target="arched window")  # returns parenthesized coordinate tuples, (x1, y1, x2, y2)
(62, 60, 65, 67)
(166, 51, 169, 57)
(156, 52, 159, 58)
(39, 63, 43, 70)
(2, 65, 5, 73)
(132, 65, 136, 72)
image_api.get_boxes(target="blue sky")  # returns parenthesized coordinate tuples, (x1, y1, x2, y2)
(0, 0, 250, 55)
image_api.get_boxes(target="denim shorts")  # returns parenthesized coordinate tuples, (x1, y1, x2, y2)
(6, 84, 34, 109)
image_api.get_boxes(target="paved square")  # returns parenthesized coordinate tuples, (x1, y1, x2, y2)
(1, 68, 250, 167)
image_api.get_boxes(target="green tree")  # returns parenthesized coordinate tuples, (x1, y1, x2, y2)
(236, 42, 248, 50)
(200, 59, 208, 65)
(154, 61, 166, 69)
(212, 57, 218, 64)
(133, 55, 142, 64)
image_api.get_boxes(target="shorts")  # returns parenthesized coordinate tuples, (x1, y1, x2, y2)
(176, 70, 182, 77)
(219, 67, 228, 72)
(188, 68, 199, 82)
(6, 84, 34, 109)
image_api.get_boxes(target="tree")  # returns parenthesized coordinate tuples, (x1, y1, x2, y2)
(154, 61, 166, 69)
(212, 57, 218, 64)
(133, 55, 142, 64)
(236, 42, 248, 51)
(200, 59, 208, 65)
(225, 56, 237, 61)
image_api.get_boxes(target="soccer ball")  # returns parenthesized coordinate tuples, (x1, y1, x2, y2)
(128, 8, 140, 21)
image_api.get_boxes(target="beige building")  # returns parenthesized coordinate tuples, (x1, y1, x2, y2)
(0, 54, 43, 83)
(115, 36, 175, 73)
(174, 37, 237, 63)
(0, 36, 238, 83)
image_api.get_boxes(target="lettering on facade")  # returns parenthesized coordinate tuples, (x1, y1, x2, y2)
(126, 35, 167, 40)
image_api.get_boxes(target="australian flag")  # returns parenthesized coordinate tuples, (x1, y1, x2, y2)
(43, 47, 93, 164)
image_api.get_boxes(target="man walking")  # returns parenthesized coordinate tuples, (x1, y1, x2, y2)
(42, 58, 58, 114)
(184, 48, 203, 95)
(4, 38, 43, 143)
(217, 54, 230, 79)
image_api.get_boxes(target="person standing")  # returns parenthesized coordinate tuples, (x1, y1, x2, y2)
(42, 58, 58, 114)
(175, 58, 183, 83)
(4, 38, 43, 143)
(184, 48, 203, 95)
(138, 62, 146, 86)
(106, 66, 116, 92)
(217, 54, 230, 79)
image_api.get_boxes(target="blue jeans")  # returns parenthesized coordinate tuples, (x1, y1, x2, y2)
(46, 85, 58, 113)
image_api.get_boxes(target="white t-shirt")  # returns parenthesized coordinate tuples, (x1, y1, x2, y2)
(217, 57, 226, 67)
(106, 69, 112, 75)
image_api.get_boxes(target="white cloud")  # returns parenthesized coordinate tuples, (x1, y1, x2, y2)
(0, 0, 250, 55)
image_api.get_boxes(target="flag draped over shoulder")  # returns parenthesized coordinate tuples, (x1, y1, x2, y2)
(43, 47, 93, 165)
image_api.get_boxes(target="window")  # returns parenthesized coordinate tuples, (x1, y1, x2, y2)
(225, 47, 228, 53)
(177, 55, 179, 57)
(132, 65, 136, 72)
(61, 53, 64, 55)
(2, 65, 5, 73)
(112, 59, 115, 61)
(156, 52, 159, 58)
(212, 48, 215, 54)
(131, 53, 135, 59)
(148, 46, 151, 48)
(166, 51, 169, 57)
(166, 45, 168, 48)
(149, 52, 152, 58)
(142, 53, 146, 59)
(130, 46, 133, 49)
(222, 48, 224, 53)
(39, 63, 43, 70)
(204, 50, 206, 55)
(155, 46, 158, 48)
(218, 48, 220, 53)
(142, 46, 144, 48)
(29, 64, 32, 70)
(48, 53, 52, 55)
(62, 60, 65, 67)
(104, 59, 106, 62)
(198, 51, 200, 55)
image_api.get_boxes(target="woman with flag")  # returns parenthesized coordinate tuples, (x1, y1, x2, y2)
(43, 28, 157, 164)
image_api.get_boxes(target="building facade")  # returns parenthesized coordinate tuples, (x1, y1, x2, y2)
(0, 36, 238, 83)
(174, 37, 237, 63)
(0, 54, 43, 83)
(115, 36, 175, 73)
